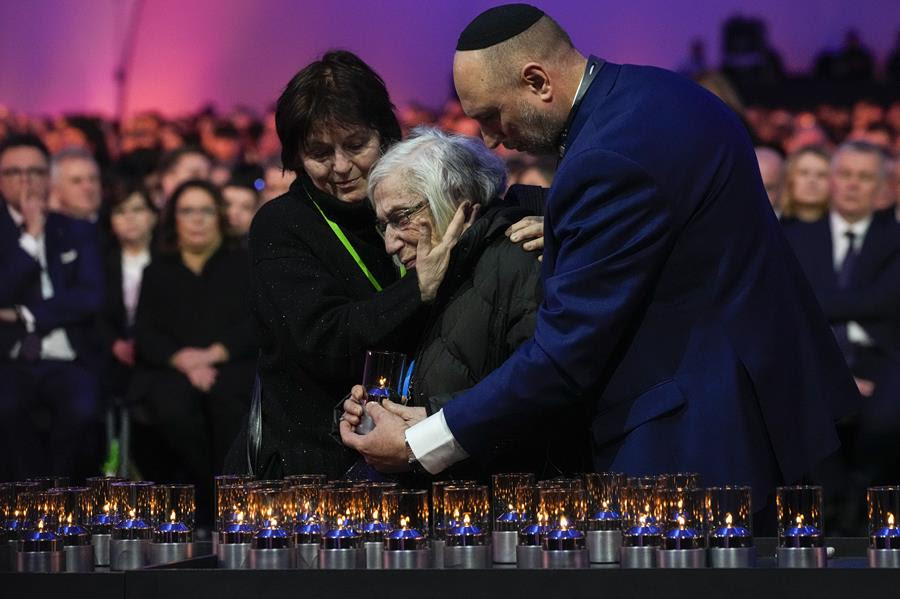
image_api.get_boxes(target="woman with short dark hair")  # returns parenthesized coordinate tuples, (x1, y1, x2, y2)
(241, 51, 474, 478)
(131, 179, 255, 524)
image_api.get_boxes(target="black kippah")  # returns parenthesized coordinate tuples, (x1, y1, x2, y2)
(456, 4, 545, 51)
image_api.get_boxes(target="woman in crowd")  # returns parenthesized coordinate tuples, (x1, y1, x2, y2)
(779, 145, 832, 223)
(100, 185, 157, 403)
(341, 127, 588, 477)
(235, 50, 540, 479)
(131, 179, 255, 522)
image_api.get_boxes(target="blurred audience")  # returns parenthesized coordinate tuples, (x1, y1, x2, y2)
(0, 135, 104, 482)
(222, 180, 260, 240)
(157, 146, 213, 209)
(755, 146, 785, 212)
(49, 148, 102, 222)
(779, 145, 832, 222)
(130, 179, 255, 524)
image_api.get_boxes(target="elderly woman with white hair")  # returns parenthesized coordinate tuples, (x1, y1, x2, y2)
(341, 127, 587, 477)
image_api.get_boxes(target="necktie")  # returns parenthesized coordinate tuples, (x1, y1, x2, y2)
(833, 229, 859, 364)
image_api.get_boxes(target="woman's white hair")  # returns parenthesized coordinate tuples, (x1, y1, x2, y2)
(367, 126, 507, 235)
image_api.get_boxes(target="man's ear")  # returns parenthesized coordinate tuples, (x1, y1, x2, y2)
(521, 63, 553, 101)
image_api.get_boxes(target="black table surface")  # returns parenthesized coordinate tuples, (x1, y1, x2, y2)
(4, 538, 900, 599)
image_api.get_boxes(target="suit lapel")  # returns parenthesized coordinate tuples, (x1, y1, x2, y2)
(852, 213, 886, 285)
(811, 217, 837, 290)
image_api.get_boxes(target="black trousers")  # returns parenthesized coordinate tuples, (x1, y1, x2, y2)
(133, 365, 253, 527)
(0, 360, 102, 482)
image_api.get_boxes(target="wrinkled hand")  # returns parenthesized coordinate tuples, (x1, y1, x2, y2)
(112, 339, 135, 366)
(342, 385, 368, 427)
(855, 377, 875, 398)
(415, 201, 480, 302)
(506, 215, 544, 261)
(186, 365, 218, 392)
(339, 399, 425, 472)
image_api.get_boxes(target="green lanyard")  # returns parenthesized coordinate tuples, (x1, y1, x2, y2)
(310, 199, 405, 292)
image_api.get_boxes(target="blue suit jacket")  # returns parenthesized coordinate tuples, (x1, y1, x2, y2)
(782, 211, 900, 355)
(0, 201, 104, 365)
(442, 62, 857, 505)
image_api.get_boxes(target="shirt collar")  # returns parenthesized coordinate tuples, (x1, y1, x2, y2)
(830, 210, 872, 240)
(7, 204, 23, 227)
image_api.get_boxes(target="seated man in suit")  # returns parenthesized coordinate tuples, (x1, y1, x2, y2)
(783, 141, 900, 525)
(0, 135, 105, 481)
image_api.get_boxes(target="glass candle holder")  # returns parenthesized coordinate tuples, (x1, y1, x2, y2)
(0, 482, 14, 535)
(151, 484, 195, 543)
(707, 486, 753, 548)
(86, 476, 124, 531)
(34, 488, 65, 530)
(382, 489, 428, 550)
(492, 473, 534, 531)
(284, 474, 327, 487)
(290, 484, 323, 544)
(584, 472, 625, 531)
(658, 473, 700, 490)
(26, 476, 71, 491)
(110, 481, 154, 540)
(213, 475, 253, 529)
(538, 486, 587, 530)
(216, 482, 250, 534)
(867, 486, 900, 549)
(362, 350, 407, 401)
(621, 483, 663, 547)
(321, 486, 366, 533)
(248, 488, 293, 549)
(626, 476, 665, 490)
(431, 480, 475, 539)
(444, 485, 490, 546)
(358, 481, 399, 520)
(538, 477, 585, 492)
(776, 485, 824, 548)
(53, 487, 91, 546)
(660, 487, 706, 550)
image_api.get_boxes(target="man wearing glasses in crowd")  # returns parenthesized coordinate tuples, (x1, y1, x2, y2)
(0, 134, 104, 482)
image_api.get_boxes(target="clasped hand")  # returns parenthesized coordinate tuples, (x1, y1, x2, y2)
(339, 384, 426, 472)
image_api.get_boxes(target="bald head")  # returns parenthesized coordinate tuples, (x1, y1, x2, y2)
(453, 9, 585, 155)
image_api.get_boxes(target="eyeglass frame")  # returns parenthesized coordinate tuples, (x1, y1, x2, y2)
(375, 200, 428, 236)
(0, 166, 50, 180)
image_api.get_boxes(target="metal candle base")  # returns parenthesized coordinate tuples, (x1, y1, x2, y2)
(709, 547, 756, 568)
(383, 548, 430, 569)
(110, 538, 148, 571)
(542, 548, 589, 569)
(620, 545, 658, 568)
(444, 544, 490, 569)
(586, 530, 622, 563)
(248, 547, 297, 569)
(516, 544, 543, 569)
(777, 546, 827, 568)
(319, 547, 364, 569)
(296, 543, 319, 570)
(868, 548, 900, 568)
(148, 542, 194, 566)
(64, 544, 95, 572)
(217, 542, 250, 569)
(16, 550, 64, 573)
(92, 533, 111, 566)
(431, 539, 446, 569)
(658, 548, 706, 568)
(364, 541, 383, 569)
(492, 531, 518, 564)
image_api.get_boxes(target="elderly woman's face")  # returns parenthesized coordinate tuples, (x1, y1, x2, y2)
(373, 173, 439, 270)
(300, 125, 381, 203)
(175, 187, 222, 254)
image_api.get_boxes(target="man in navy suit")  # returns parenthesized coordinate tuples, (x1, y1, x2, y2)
(341, 4, 857, 510)
(0, 135, 105, 481)
(783, 141, 900, 524)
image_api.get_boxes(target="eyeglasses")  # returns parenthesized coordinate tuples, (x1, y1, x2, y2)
(176, 206, 218, 219)
(376, 201, 428, 236)
(0, 166, 49, 180)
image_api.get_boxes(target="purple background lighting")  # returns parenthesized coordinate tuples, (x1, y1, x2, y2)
(0, 0, 895, 116)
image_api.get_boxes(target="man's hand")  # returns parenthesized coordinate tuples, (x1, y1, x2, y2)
(342, 385, 368, 427)
(186, 365, 218, 392)
(112, 339, 135, 366)
(855, 377, 875, 398)
(339, 400, 425, 472)
(20, 186, 47, 238)
(506, 215, 544, 260)
(415, 201, 479, 302)
(0, 308, 18, 323)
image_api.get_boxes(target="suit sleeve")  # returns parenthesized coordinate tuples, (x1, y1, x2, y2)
(818, 249, 900, 322)
(441, 149, 674, 459)
(0, 237, 42, 306)
(25, 221, 104, 332)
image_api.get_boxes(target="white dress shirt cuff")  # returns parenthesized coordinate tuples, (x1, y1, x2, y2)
(404, 409, 469, 475)
(18, 232, 42, 259)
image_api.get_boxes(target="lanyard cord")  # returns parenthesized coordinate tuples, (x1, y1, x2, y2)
(305, 187, 406, 291)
